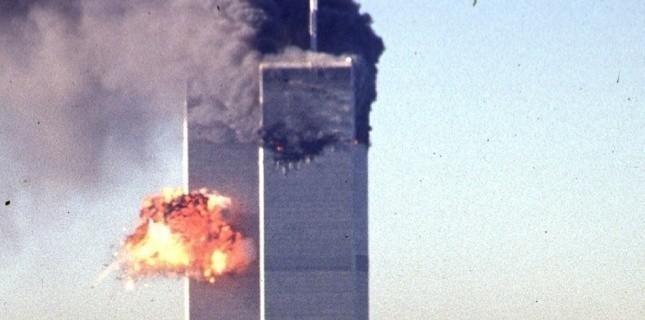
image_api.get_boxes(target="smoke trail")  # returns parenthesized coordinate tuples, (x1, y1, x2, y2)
(0, 0, 382, 252)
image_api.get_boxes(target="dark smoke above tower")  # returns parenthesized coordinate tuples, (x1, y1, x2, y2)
(260, 0, 384, 145)
(189, 0, 384, 146)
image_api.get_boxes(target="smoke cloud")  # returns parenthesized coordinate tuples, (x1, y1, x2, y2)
(187, 0, 384, 145)
(0, 0, 382, 252)
(257, 0, 384, 143)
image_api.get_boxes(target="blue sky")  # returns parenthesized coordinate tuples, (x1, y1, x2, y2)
(367, 1, 642, 318)
(1, 1, 643, 319)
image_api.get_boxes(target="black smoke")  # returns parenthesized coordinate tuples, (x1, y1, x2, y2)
(258, 0, 384, 144)
(186, 0, 384, 147)
(254, 1, 384, 164)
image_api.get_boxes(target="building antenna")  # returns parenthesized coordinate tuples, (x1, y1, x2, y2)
(309, 0, 318, 51)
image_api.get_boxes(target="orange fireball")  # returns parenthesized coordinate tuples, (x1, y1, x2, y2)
(120, 188, 255, 284)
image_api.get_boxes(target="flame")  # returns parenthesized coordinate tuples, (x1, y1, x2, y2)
(210, 250, 227, 275)
(125, 220, 190, 270)
(114, 188, 255, 285)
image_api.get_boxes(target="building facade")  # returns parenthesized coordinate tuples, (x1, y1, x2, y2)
(186, 114, 260, 319)
(260, 58, 368, 320)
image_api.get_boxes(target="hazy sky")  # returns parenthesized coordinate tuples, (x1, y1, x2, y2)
(1, 1, 643, 319)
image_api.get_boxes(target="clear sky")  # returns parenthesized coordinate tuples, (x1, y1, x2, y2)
(367, 1, 643, 318)
(1, 1, 643, 319)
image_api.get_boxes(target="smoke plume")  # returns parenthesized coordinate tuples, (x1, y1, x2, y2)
(187, 0, 383, 146)
(0, 0, 382, 252)
(258, 0, 384, 144)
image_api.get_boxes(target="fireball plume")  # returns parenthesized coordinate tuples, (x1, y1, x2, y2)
(116, 188, 255, 284)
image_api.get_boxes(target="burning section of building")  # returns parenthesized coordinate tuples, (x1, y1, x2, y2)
(118, 188, 256, 284)
(258, 52, 368, 167)
(259, 121, 340, 165)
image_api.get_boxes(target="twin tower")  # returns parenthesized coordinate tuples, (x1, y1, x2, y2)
(185, 56, 369, 319)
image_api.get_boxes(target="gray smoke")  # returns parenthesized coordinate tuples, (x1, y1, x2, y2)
(0, 0, 382, 252)
(2, 1, 261, 180)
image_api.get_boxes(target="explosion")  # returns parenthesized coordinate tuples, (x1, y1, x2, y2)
(116, 188, 255, 284)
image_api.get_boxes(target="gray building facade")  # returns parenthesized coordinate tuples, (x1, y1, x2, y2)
(260, 58, 369, 320)
(186, 122, 260, 318)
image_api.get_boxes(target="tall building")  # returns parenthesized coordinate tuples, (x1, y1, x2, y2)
(260, 57, 369, 320)
(185, 56, 367, 319)
(186, 103, 260, 319)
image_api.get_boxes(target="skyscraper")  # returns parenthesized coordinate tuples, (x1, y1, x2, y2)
(186, 98, 260, 320)
(260, 57, 368, 320)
